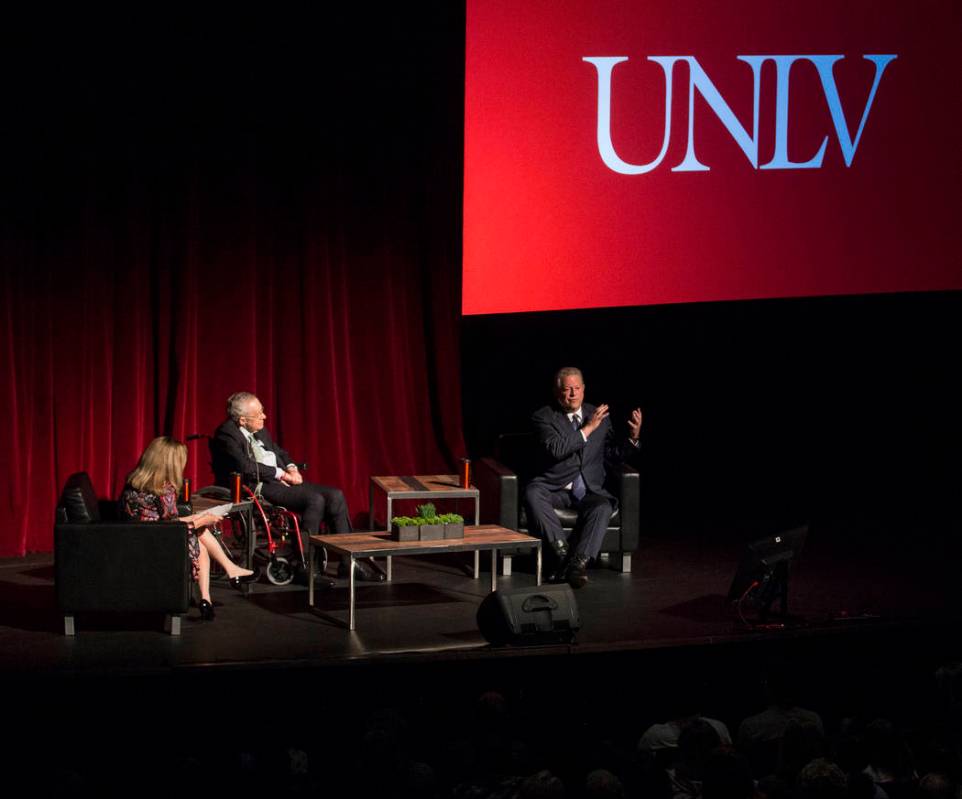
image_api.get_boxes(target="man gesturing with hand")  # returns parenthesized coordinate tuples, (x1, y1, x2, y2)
(524, 367, 641, 589)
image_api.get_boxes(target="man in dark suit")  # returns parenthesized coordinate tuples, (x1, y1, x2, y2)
(524, 367, 641, 588)
(211, 392, 384, 583)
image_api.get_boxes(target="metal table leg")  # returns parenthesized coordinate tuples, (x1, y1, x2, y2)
(368, 481, 375, 531)
(349, 555, 356, 631)
(381, 496, 394, 580)
(308, 539, 315, 607)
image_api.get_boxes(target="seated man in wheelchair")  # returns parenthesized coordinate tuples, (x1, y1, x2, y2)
(210, 391, 385, 584)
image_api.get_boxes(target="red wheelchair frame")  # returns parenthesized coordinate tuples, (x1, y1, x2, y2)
(199, 485, 317, 586)
(241, 486, 311, 586)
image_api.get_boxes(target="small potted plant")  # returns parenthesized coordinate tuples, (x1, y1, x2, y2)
(440, 512, 464, 539)
(416, 503, 445, 541)
(391, 515, 420, 542)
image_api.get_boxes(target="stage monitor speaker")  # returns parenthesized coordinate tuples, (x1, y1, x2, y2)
(727, 524, 809, 622)
(477, 584, 581, 646)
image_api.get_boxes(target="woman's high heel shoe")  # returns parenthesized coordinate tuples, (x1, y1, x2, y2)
(229, 566, 261, 589)
(198, 599, 215, 621)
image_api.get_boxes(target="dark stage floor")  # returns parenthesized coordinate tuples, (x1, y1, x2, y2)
(3, 519, 961, 677)
(5, 519, 962, 789)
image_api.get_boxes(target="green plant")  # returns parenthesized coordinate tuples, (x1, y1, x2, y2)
(392, 511, 458, 526)
(416, 502, 437, 519)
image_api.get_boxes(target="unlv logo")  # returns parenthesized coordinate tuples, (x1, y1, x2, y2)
(583, 54, 897, 173)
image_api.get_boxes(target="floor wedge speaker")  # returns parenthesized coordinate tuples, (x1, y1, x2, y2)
(477, 584, 581, 645)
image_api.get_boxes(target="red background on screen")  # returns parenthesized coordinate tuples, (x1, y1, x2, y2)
(463, 0, 962, 315)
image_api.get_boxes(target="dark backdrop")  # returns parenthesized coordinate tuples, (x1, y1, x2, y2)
(1, 6, 959, 557)
(0, 6, 467, 556)
(463, 291, 962, 541)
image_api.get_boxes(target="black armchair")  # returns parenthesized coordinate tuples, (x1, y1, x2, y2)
(474, 433, 640, 574)
(54, 472, 191, 635)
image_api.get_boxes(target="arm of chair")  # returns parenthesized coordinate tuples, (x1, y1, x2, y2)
(614, 463, 640, 553)
(474, 457, 520, 529)
(55, 522, 192, 614)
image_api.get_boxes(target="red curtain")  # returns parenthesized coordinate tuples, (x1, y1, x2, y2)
(0, 7, 467, 557)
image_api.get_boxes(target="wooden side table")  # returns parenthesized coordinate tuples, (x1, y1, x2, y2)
(369, 474, 483, 577)
(192, 495, 256, 574)
(368, 474, 480, 530)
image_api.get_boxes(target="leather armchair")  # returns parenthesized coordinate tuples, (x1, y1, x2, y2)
(54, 472, 191, 635)
(474, 433, 640, 574)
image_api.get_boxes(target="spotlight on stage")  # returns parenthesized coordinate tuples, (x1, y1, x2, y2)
(727, 525, 809, 629)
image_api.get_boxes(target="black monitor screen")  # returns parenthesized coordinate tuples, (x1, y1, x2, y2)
(727, 525, 808, 604)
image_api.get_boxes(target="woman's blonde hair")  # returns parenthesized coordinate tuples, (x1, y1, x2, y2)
(126, 436, 187, 495)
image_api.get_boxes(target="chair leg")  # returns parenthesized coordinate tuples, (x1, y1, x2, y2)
(64, 615, 75, 636)
(620, 553, 631, 573)
(502, 555, 513, 577)
(165, 614, 182, 636)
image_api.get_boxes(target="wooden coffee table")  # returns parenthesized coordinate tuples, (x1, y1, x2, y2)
(192, 494, 256, 576)
(308, 525, 542, 630)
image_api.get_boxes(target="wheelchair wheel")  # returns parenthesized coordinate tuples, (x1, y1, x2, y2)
(227, 511, 250, 556)
(265, 556, 295, 586)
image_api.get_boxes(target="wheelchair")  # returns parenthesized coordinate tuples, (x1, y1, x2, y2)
(193, 485, 321, 586)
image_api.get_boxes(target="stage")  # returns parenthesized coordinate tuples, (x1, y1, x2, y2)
(4, 519, 962, 792)
(4, 519, 959, 677)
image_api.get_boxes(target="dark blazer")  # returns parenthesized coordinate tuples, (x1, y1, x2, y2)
(528, 403, 627, 500)
(211, 419, 294, 489)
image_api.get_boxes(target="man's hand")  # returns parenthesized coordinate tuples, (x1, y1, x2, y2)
(280, 466, 303, 486)
(581, 403, 610, 437)
(627, 407, 642, 441)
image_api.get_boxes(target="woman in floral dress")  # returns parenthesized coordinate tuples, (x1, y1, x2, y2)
(119, 436, 258, 620)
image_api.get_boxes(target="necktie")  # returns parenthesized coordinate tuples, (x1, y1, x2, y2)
(250, 435, 268, 463)
(571, 414, 587, 501)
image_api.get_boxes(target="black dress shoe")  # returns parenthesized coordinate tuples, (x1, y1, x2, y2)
(364, 557, 387, 580)
(547, 539, 570, 583)
(229, 566, 262, 589)
(315, 545, 329, 574)
(292, 566, 336, 590)
(565, 554, 590, 590)
(337, 557, 387, 582)
(313, 573, 336, 590)
(198, 599, 215, 621)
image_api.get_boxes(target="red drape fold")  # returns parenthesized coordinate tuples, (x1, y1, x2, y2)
(0, 143, 466, 558)
(0, 7, 468, 556)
